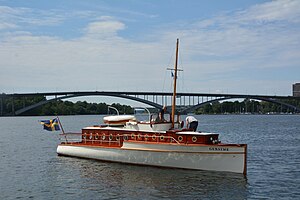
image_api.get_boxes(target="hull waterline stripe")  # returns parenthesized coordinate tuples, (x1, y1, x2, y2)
(58, 144, 246, 154)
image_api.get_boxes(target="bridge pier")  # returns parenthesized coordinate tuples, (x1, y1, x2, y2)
(23, 97, 26, 109)
(12, 97, 15, 116)
(0, 97, 3, 116)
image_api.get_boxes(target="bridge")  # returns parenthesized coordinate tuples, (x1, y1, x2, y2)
(1, 91, 300, 116)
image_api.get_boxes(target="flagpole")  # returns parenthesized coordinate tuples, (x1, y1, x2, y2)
(56, 116, 65, 134)
(56, 116, 68, 143)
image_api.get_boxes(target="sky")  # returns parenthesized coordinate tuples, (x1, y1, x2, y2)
(1, 0, 300, 99)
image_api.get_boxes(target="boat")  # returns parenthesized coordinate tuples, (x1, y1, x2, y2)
(57, 39, 247, 175)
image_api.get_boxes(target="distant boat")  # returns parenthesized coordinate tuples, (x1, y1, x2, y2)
(57, 39, 247, 174)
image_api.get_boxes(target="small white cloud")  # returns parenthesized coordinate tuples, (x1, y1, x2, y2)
(98, 15, 115, 21)
(85, 19, 125, 38)
(0, 5, 28, 15)
(235, 0, 300, 23)
(0, 6, 67, 30)
(0, 22, 18, 30)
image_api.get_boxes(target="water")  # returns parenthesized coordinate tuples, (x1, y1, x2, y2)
(0, 115, 299, 199)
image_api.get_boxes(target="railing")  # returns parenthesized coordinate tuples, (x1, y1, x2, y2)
(59, 133, 181, 146)
(59, 133, 122, 146)
(127, 134, 180, 144)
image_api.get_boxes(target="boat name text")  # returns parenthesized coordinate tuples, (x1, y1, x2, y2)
(209, 147, 229, 151)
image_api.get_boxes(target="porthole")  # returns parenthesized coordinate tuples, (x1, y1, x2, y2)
(131, 133, 135, 139)
(89, 133, 93, 140)
(138, 134, 142, 139)
(178, 136, 183, 142)
(95, 133, 99, 140)
(109, 134, 113, 141)
(124, 134, 128, 141)
(102, 133, 106, 140)
(160, 135, 165, 141)
(145, 135, 149, 141)
(83, 133, 87, 139)
(192, 136, 197, 143)
(152, 135, 156, 141)
(116, 134, 120, 141)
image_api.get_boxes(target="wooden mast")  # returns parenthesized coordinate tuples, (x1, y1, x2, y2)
(171, 38, 179, 128)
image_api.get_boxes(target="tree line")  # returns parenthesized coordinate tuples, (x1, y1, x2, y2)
(195, 99, 300, 114)
(0, 95, 133, 116)
(1, 95, 299, 116)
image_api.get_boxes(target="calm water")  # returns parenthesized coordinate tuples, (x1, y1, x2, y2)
(0, 115, 299, 199)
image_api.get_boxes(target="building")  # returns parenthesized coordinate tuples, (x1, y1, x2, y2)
(293, 83, 300, 97)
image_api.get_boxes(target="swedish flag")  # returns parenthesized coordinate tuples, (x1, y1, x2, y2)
(40, 118, 60, 131)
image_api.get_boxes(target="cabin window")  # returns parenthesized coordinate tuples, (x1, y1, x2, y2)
(145, 134, 149, 141)
(83, 133, 87, 139)
(89, 133, 93, 140)
(137, 134, 142, 139)
(102, 133, 106, 140)
(95, 133, 99, 140)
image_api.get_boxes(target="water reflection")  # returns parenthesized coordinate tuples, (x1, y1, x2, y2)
(55, 156, 248, 199)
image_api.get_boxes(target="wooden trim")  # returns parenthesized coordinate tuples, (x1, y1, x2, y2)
(243, 144, 247, 175)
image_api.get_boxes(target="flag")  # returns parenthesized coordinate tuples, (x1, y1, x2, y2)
(171, 72, 178, 79)
(40, 118, 60, 131)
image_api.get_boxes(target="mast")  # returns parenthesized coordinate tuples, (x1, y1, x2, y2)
(171, 38, 179, 128)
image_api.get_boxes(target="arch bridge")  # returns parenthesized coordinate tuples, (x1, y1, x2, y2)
(0, 91, 300, 116)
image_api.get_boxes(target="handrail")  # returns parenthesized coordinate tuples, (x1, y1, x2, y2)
(59, 132, 82, 135)
(134, 107, 151, 122)
(126, 134, 180, 144)
(59, 137, 122, 145)
(59, 133, 181, 145)
(108, 106, 119, 115)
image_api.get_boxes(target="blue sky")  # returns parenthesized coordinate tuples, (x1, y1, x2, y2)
(1, 0, 299, 100)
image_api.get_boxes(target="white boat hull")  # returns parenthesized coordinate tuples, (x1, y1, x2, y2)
(57, 142, 246, 174)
